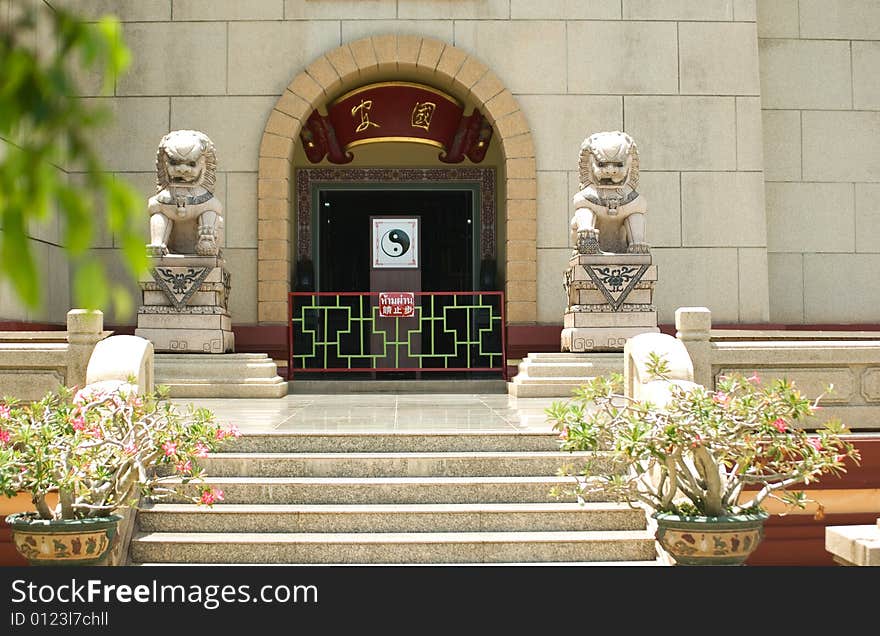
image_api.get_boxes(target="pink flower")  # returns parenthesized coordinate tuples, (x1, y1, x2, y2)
(216, 424, 242, 440)
(161, 441, 178, 457)
(0, 404, 10, 419)
(747, 372, 761, 384)
(123, 441, 137, 455)
(175, 459, 193, 474)
(771, 418, 787, 433)
(557, 426, 569, 441)
(193, 442, 210, 458)
(200, 488, 224, 505)
(713, 392, 731, 407)
(690, 433, 702, 449)
(808, 437, 823, 452)
(70, 415, 87, 431)
(0, 428, 10, 445)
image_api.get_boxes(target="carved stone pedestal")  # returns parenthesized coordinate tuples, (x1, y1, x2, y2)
(135, 255, 234, 354)
(561, 253, 658, 352)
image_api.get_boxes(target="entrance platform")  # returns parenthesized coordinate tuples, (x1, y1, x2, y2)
(173, 391, 561, 433)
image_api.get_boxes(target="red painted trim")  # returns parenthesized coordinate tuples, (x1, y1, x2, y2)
(289, 291, 505, 297)
(288, 293, 294, 381)
(747, 512, 879, 566)
(289, 367, 504, 373)
(739, 437, 880, 490)
(0, 321, 64, 331)
(99, 324, 290, 360)
(233, 325, 287, 359)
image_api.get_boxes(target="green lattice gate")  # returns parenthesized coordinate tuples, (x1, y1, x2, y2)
(288, 292, 506, 379)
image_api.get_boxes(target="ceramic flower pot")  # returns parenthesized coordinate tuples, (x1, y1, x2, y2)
(5, 513, 123, 566)
(653, 510, 769, 566)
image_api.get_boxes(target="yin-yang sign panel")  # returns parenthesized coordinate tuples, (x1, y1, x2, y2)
(372, 217, 419, 268)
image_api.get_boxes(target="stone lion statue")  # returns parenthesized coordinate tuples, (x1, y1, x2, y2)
(569, 131, 648, 255)
(147, 130, 224, 256)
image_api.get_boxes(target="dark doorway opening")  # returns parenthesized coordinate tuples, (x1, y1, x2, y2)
(317, 188, 475, 293)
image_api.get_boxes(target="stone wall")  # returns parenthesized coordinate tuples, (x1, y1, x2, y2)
(0, 1, 71, 323)
(21, 1, 880, 328)
(758, 0, 880, 324)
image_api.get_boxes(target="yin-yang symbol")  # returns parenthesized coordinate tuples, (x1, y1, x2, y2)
(380, 229, 411, 258)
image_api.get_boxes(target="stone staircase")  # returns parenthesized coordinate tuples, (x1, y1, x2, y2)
(129, 431, 660, 565)
(507, 352, 623, 398)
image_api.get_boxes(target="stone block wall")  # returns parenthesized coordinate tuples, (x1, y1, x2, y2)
(0, 1, 70, 323)
(24, 1, 880, 328)
(759, 0, 880, 324)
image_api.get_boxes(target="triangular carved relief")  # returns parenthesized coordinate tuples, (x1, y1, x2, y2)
(582, 264, 649, 311)
(150, 266, 212, 310)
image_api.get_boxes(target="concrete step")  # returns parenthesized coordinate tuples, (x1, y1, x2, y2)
(507, 382, 588, 398)
(161, 476, 592, 504)
(199, 451, 601, 477)
(137, 502, 646, 533)
(526, 352, 622, 362)
(517, 362, 609, 378)
(156, 355, 282, 380)
(225, 431, 562, 453)
(511, 377, 602, 385)
(154, 353, 288, 398)
(129, 530, 657, 564)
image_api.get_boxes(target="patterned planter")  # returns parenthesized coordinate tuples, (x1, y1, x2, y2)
(5, 513, 122, 566)
(653, 511, 769, 566)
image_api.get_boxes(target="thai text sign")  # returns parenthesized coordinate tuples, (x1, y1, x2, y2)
(378, 292, 415, 318)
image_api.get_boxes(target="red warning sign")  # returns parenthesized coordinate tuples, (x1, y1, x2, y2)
(378, 292, 415, 318)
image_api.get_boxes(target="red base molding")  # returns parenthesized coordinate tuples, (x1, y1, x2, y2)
(747, 512, 879, 566)
(101, 324, 289, 361)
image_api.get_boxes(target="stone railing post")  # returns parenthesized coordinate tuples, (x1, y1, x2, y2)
(66, 309, 104, 390)
(675, 307, 712, 389)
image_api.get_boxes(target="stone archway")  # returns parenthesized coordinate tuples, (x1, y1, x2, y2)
(255, 35, 537, 326)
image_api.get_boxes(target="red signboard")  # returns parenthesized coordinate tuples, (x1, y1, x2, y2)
(378, 292, 415, 318)
(300, 81, 493, 164)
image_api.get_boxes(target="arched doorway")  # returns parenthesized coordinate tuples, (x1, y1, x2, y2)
(254, 35, 538, 330)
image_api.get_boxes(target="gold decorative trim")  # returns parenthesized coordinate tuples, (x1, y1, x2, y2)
(331, 81, 461, 108)
(344, 136, 446, 151)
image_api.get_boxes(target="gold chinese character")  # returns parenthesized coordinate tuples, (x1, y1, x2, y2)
(351, 99, 380, 133)
(411, 101, 436, 131)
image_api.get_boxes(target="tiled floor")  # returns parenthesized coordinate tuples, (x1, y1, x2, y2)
(173, 393, 564, 433)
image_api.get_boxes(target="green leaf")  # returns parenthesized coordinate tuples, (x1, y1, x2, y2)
(72, 259, 109, 311)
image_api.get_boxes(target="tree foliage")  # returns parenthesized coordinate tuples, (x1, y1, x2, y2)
(0, 0, 146, 316)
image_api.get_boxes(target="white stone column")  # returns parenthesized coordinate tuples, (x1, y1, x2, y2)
(66, 309, 104, 390)
(675, 307, 712, 389)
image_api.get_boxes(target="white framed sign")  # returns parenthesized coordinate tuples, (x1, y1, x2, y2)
(372, 217, 419, 268)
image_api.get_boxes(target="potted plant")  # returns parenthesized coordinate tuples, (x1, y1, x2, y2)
(546, 354, 861, 565)
(0, 384, 239, 565)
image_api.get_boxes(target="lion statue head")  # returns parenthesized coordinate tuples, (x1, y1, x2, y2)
(578, 131, 639, 192)
(155, 129, 217, 192)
